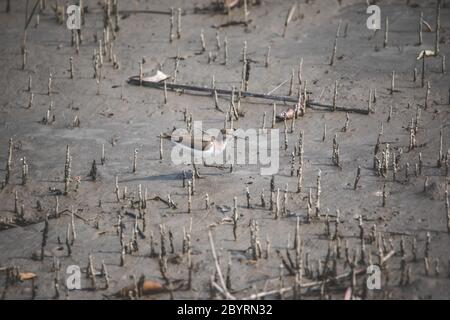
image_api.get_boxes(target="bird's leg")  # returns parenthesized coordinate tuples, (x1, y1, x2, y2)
(192, 163, 204, 179)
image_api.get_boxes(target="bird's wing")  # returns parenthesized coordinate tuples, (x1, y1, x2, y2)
(173, 135, 214, 151)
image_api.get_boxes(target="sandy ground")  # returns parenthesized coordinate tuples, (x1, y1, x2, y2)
(0, 0, 449, 300)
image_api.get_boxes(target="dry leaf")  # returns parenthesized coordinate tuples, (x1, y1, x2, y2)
(142, 280, 166, 295)
(422, 20, 432, 32)
(116, 280, 166, 297)
(224, 0, 240, 9)
(282, 4, 297, 37)
(19, 272, 37, 281)
(417, 50, 435, 60)
(142, 70, 170, 83)
(344, 287, 352, 300)
(285, 4, 297, 26)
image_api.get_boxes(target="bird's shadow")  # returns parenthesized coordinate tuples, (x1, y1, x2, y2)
(120, 173, 182, 183)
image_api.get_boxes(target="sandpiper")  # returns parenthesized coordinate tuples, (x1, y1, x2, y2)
(276, 107, 295, 121)
(166, 128, 236, 167)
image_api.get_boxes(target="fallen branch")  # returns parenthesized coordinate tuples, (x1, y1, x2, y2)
(212, 20, 251, 28)
(119, 10, 171, 15)
(128, 76, 369, 115)
(208, 229, 236, 300)
(150, 196, 178, 209)
(243, 251, 396, 300)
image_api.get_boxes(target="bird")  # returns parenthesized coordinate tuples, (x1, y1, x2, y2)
(276, 107, 295, 122)
(165, 128, 236, 167)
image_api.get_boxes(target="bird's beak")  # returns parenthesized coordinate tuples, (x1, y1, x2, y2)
(232, 131, 246, 140)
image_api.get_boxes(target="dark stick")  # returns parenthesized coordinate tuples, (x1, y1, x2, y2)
(128, 77, 369, 115)
(25, 0, 40, 30)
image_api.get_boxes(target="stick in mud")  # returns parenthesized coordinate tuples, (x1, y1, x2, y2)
(63, 145, 71, 195)
(382, 182, 387, 207)
(260, 189, 266, 207)
(208, 51, 212, 64)
(187, 181, 192, 213)
(21, 47, 27, 70)
(69, 56, 74, 79)
(272, 103, 276, 128)
(315, 170, 321, 216)
(200, 29, 206, 52)
(339, 111, 348, 132)
(48, 73, 52, 96)
(66, 224, 72, 256)
(421, 53, 426, 88)
(390, 70, 395, 94)
(132, 148, 138, 173)
(322, 123, 327, 142)
(332, 80, 338, 111)
(442, 55, 446, 74)
(215, 31, 221, 50)
(265, 46, 271, 68)
(101, 260, 109, 289)
(214, 89, 221, 111)
(88, 253, 96, 289)
(115, 176, 120, 202)
(139, 61, 143, 85)
(409, 123, 416, 151)
(289, 69, 295, 96)
(418, 11, 423, 45)
(246, 186, 251, 209)
(275, 188, 280, 219)
(354, 166, 361, 190)
(177, 8, 181, 39)
(261, 112, 266, 130)
(21, 157, 28, 185)
(329, 21, 340, 66)
(96, 78, 101, 95)
(75, 31, 80, 54)
(26, 74, 32, 93)
(284, 119, 288, 150)
(205, 193, 210, 210)
(191, 170, 195, 195)
(70, 206, 77, 243)
(160, 134, 164, 160)
(100, 143, 106, 165)
(14, 190, 18, 214)
(243, 0, 249, 24)
(444, 184, 449, 233)
(223, 36, 228, 65)
(298, 58, 303, 85)
(425, 81, 430, 110)
(55, 196, 59, 218)
(233, 197, 238, 240)
(169, 8, 174, 42)
(27, 92, 33, 109)
(383, 17, 388, 48)
(438, 128, 443, 167)
(367, 89, 373, 113)
(41, 215, 49, 261)
(297, 163, 303, 194)
(120, 245, 125, 267)
(283, 183, 288, 216)
(290, 152, 296, 177)
(435, 0, 441, 56)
